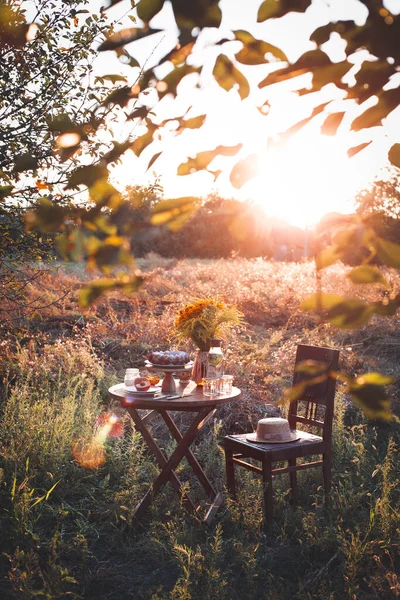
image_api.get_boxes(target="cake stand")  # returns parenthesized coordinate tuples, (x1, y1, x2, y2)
(147, 364, 193, 394)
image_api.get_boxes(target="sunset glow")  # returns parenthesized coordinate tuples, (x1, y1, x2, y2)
(247, 136, 361, 228)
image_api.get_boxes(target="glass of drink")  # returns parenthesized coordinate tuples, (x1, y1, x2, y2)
(219, 374, 233, 395)
(202, 378, 219, 397)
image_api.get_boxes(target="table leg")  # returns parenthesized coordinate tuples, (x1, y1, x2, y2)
(126, 407, 197, 516)
(133, 408, 211, 521)
(161, 409, 217, 499)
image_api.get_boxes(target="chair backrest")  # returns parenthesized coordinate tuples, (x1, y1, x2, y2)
(287, 344, 339, 441)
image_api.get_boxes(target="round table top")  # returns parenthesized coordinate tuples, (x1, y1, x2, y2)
(108, 381, 241, 411)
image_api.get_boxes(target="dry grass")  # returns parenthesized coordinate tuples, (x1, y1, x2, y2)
(0, 255, 399, 599)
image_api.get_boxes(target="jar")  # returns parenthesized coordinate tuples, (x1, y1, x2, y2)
(207, 339, 224, 380)
(124, 368, 140, 388)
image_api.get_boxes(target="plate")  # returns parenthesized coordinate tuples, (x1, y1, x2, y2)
(123, 385, 160, 395)
(145, 361, 192, 370)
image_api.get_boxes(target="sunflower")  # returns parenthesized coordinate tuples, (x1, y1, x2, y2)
(175, 297, 244, 350)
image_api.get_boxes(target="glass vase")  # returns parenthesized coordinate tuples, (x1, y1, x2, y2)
(191, 350, 209, 385)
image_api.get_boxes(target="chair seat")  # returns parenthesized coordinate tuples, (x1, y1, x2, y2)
(223, 430, 325, 462)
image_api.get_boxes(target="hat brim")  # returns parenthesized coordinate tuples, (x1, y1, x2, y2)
(246, 430, 300, 444)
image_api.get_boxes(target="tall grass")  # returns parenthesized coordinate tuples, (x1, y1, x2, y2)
(0, 257, 399, 599)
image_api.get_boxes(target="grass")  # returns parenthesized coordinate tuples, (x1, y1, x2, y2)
(0, 255, 399, 599)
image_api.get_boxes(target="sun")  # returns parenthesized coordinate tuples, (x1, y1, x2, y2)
(247, 135, 360, 229)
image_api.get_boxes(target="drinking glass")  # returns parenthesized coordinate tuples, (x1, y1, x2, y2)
(219, 374, 233, 395)
(202, 378, 219, 397)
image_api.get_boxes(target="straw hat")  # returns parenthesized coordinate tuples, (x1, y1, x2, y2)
(246, 417, 300, 444)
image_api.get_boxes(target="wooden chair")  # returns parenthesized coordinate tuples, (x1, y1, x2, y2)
(222, 344, 339, 526)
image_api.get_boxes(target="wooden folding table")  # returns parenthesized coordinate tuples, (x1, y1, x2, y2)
(108, 382, 241, 524)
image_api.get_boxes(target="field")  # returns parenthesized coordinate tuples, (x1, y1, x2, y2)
(0, 255, 399, 599)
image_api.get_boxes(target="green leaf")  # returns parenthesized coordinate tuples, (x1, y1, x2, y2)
(98, 28, 162, 51)
(25, 198, 65, 233)
(347, 373, 394, 420)
(67, 166, 108, 189)
(137, 0, 164, 22)
(213, 54, 250, 100)
(78, 275, 143, 307)
(351, 88, 400, 131)
(388, 143, 400, 168)
(171, 0, 222, 29)
(234, 30, 287, 64)
(373, 295, 400, 317)
(101, 74, 128, 83)
(301, 293, 345, 312)
(321, 112, 345, 136)
(347, 265, 387, 286)
(315, 245, 341, 270)
(131, 123, 156, 156)
(88, 236, 133, 274)
(375, 237, 400, 268)
(0, 185, 13, 200)
(177, 144, 242, 176)
(230, 154, 258, 188)
(301, 294, 374, 328)
(257, 0, 311, 22)
(158, 64, 200, 98)
(14, 154, 38, 173)
(151, 197, 200, 230)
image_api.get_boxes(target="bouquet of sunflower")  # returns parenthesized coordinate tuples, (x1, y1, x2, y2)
(175, 298, 244, 351)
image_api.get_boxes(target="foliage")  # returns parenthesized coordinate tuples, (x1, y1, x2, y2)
(0, 0, 111, 314)
(1, 0, 398, 308)
(2, 1, 400, 417)
(355, 174, 400, 221)
(175, 297, 244, 350)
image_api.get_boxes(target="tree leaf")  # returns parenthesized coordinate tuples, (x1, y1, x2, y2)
(137, 0, 164, 22)
(182, 114, 207, 129)
(98, 28, 162, 51)
(213, 54, 250, 100)
(158, 64, 200, 98)
(347, 142, 372, 158)
(171, 0, 222, 29)
(101, 74, 128, 83)
(177, 144, 242, 175)
(347, 265, 387, 286)
(347, 373, 394, 420)
(388, 143, 400, 168)
(315, 245, 341, 270)
(375, 237, 400, 268)
(67, 166, 108, 189)
(14, 154, 38, 173)
(234, 30, 287, 64)
(78, 275, 143, 307)
(146, 151, 162, 171)
(131, 123, 156, 156)
(151, 197, 200, 231)
(25, 198, 66, 232)
(257, 0, 311, 22)
(301, 293, 345, 311)
(230, 154, 258, 188)
(351, 88, 400, 131)
(321, 112, 345, 136)
(0, 185, 13, 200)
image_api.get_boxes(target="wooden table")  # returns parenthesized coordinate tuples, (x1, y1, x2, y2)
(108, 382, 241, 524)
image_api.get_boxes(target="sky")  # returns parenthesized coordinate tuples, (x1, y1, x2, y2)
(93, 1, 399, 227)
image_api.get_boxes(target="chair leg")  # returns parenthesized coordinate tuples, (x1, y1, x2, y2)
(288, 458, 297, 502)
(322, 453, 332, 496)
(225, 448, 237, 499)
(262, 457, 273, 528)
